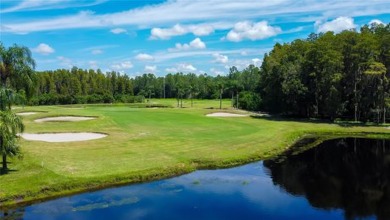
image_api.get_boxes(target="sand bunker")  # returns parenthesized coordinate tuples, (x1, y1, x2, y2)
(20, 132, 107, 142)
(34, 116, 96, 123)
(16, 112, 39, 116)
(206, 112, 247, 117)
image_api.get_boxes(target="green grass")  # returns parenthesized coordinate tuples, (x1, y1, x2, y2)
(1, 99, 389, 206)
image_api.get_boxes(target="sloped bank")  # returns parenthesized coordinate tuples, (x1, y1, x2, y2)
(1, 131, 389, 208)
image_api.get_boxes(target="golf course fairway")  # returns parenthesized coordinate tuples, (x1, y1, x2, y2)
(1, 99, 389, 206)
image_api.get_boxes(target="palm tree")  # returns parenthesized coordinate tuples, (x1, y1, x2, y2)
(0, 43, 35, 172)
(0, 43, 35, 87)
(0, 110, 24, 171)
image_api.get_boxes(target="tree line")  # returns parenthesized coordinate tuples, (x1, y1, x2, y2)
(29, 65, 261, 109)
(260, 23, 389, 122)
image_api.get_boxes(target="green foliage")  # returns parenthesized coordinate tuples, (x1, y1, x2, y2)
(237, 91, 262, 111)
(0, 44, 33, 172)
(260, 23, 390, 121)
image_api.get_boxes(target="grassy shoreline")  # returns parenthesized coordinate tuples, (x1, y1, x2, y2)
(1, 101, 390, 208)
(2, 132, 389, 208)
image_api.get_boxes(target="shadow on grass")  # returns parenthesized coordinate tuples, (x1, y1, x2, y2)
(250, 115, 389, 128)
(0, 162, 18, 175)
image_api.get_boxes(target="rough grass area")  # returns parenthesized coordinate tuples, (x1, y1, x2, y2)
(1, 99, 389, 207)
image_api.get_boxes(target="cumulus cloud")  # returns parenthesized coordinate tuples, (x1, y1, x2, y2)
(226, 21, 281, 42)
(110, 28, 127, 34)
(169, 38, 206, 51)
(111, 61, 133, 71)
(135, 53, 154, 61)
(252, 58, 262, 66)
(369, 19, 384, 25)
(91, 49, 103, 55)
(210, 68, 225, 76)
(316, 16, 356, 33)
(150, 23, 216, 40)
(213, 53, 228, 64)
(165, 63, 197, 73)
(165, 67, 178, 73)
(32, 43, 54, 55)
(144, 65, 157, 73)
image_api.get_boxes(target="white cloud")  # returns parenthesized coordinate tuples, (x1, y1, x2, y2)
(227, 59, 257, 70)
(213, 53, 229, 64)
(111, 61, 133, 71)
(110, 28, 127, 34)
(165, 63, 197, 73)
(252, 58, 262, 66)
(169, 38, 206, 51)
(57, 56, 72, 68)
(135, 53, 154, 61)
(226, 21, 281, 42)
(89, 60, 98, 69)
(178, 63, 197, 72)
(369, 19, 384, 25)
(0, 0, 107, 13)
(150, 24, 187, 40)
(210, 68, 225, 76)
(91, 49, 103, 55)
(189, 38, 206, 49)
(165, 67, 178, 73)
(144, 65, 157, 73)
(32, 43, 54, 55)
(2, 1, 389, 34)
(316, 16, 356, 33)
(150, 23, 217, 39)
(152, 48, 269, 63)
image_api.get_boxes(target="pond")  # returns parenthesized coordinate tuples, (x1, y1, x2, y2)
(1, 138, 390, 220)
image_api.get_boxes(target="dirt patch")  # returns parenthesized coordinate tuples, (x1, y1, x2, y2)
(34, 116, 96, 123)
(206, 112, 248, 117)
(20, 132, 107, 142)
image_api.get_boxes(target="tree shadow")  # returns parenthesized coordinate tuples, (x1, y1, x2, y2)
(0, 162, 18, 175)
(0, 169, 18, 175)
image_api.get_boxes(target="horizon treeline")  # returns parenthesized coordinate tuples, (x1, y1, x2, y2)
(7, 23, 390, 122)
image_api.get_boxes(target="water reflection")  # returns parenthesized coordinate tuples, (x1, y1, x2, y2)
(1, 138, 388, 220)
(264, 138, 390, 220)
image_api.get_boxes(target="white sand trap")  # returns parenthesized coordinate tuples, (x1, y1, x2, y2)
(34, 116, 96, 123)
(16, 112, 38, 116)
(20, 132, 107, 142)
(206, 112, 247, 117)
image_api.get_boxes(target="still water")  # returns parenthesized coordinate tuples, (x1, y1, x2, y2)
(2, 138, 390, 220)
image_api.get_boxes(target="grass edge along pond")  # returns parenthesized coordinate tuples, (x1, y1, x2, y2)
(1, 101, 390, 208)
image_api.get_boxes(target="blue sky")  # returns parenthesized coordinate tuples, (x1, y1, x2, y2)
(1, 0, 389, 77)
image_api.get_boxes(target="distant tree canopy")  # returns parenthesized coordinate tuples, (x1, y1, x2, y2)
(3, 23, 389, 122)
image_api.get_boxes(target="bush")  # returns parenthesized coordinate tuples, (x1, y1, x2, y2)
(237, 91, 262, 111)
